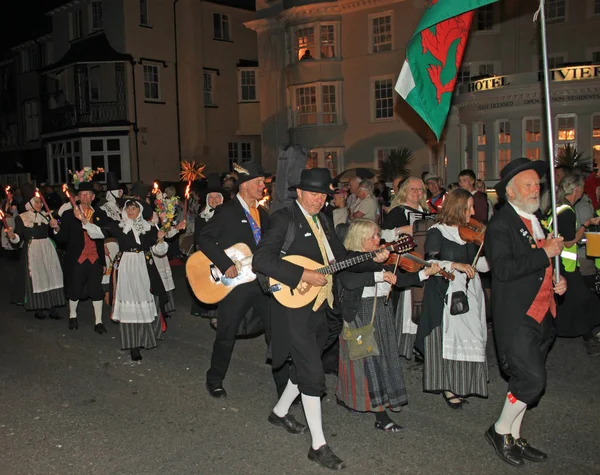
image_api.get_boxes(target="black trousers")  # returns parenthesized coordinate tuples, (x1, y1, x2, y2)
(206, 281, 288, 395)
(505, 313, 556, 405)
(66, 260, 104, 301)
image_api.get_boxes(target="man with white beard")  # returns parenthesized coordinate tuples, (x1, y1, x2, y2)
(484, 158, 567, 467)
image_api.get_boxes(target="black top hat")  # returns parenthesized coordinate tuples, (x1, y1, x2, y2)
(234, 161, 271, 185)
(106, 171, 120, 191)
(205, 173, 227, 195)
(289, 168, 335, 195)
(129, 181, 149, 199)
(495, 158, 548, 197)
(77, 182, 96, 192)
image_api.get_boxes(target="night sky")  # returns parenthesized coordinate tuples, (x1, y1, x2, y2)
(0, 0, 62, 51)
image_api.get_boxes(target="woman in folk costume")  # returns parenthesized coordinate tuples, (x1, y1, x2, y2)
(416, 188, 490, 409)
(1, 186, 22, 258)
(336, 219, 438, 432)
(382, 176, 431, 360)
(75, 199, 168, 361)
(5, 194, 65, 319)
(190, 174, 226, 329)
(97, 172, 124, 294)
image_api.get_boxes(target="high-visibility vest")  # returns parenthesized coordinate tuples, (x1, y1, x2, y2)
(546, 204, 578, 273)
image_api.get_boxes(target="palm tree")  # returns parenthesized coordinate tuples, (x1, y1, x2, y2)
(380, 147, 414, 181)
(556, 144, 592, 173)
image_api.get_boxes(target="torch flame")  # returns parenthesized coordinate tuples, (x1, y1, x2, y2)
(0, 209, 4, 218)
(153, 182, 159, 194)
(258, 188, 270, 207)
(185, 183, 191, 199)
(35, 190, 40, 198)
(62, 184, 70, 197)
(5, 186, 10, 193)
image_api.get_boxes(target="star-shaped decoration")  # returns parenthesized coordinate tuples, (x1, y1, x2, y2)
(180, 161, 206, 182)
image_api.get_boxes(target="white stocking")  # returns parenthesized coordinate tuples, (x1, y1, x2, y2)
(302, 393, 326, 450)
(273, 380, 300, 418)
(92, 300, 103, 325)
(69, 300, 79, 319)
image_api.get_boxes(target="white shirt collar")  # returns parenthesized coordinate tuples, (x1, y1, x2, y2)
(236, 193, 257, 212)
(508, 201, 546, 240)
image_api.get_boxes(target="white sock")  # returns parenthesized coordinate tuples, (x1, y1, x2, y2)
(510, 406, 527, 439)
(69, 300, 79, 319)
(92, 300, 103, 325)
(273, 380, 300, 418)
(495, 392, 527, 435)
(302, 393, 326, 450)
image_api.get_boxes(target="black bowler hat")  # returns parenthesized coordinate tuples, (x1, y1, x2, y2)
(234, 161, 271, 185)
(129, 181, 149, 199)
(289, 168, 335, 195)
(77, 182, 96, 192)
(495, 157, 548, 196)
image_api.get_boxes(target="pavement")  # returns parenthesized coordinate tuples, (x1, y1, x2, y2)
(0, 257, 599, 475)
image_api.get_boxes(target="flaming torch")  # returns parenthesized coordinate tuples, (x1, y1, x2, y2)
(0, 209, 8, 228)
(258, 188, 270, 208)
(152, 181, 160, 195)
(35, 188, 52, 215)
(183, 182, 191, 221)
(62, 184, 79, 213)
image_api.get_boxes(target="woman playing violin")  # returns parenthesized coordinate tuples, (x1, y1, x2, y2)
(416, 188, 490, 409)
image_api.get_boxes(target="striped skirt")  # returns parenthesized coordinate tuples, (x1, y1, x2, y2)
(336, 297, 408, 412)
(24, 240, 65, 311)
(119, 296, 164, 350)
(423, 326, 488, 397)
(393, 288, 416, 360)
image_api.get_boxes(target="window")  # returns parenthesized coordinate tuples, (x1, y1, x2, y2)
(241, 142, 252, 161)
(49, 140, 82, 184)
(595, 0, 600, 14)
(297, 27, 315, 60)
(539, 54, 565, 71)
(320, 24, 335, 58)
(475, 123, 487, 179)
(143, 64, 160, 100)
(523, 117, 542, 160)
(24, 101, 39, 142)
(546, 0, 566, 24)
(372, 77, 394, 120)
(592, 114, 600, 167)
(88, 137, 123, 181)
(592, 50, 600, 64)
(555, 114, 577, 155)
(228, 142, 238, 164)
(238, 69, 257, 102)
(140, 0, 149, 26)
(90, 66, 101, 101)
(475, 63, 494, 77)
(70, 10, 83, 40)
(375, 147, 395, 170)
(91, 1, 103, 31)
(497, 120, 511, 177)
(309, 148, 344, 176)
(457, 65, 471, 85)
(204, 70, 216, 106)
(475, 4, 494, 31)
(214, 13, 231, 41)
(370, 12, 393, 53)
(227, 142, 252, 169)
(291, 82, 341, 127)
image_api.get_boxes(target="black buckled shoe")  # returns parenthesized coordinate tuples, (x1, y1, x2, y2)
(68, 318, 78, 330)
(130, 348, 142, 361)
(308, 444, 346, 470)
(94, 323, 107, 334)
(49, 309, 61, 320)
(267, 411, 307, 434)
(484, 424, 524, 467)
(515, 438, 547, 462)
(206, 383, 227, 399)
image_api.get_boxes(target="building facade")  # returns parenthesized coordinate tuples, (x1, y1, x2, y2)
(0, 0, 260, 185)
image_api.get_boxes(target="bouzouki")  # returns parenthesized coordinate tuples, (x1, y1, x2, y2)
(269, 235, 415, 309)
(186, 243, 255, 304)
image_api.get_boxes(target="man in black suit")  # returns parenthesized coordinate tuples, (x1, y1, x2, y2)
(253, 168, 389, 471)
(197, 161, 286, 399)
(54, 180, 106, 334)
(484, 158, 566, 467)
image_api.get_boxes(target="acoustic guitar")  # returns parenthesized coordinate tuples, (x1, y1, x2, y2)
(268, 235, 415, 309)
(186, 243, 255, 304)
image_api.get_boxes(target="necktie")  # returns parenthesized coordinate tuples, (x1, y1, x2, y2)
(305, 214, 333, 311)
(249, 203, 261, 227)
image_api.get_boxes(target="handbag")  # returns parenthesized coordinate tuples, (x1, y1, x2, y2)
(449, 290, 469, 315)
(342, 286, 380, 361)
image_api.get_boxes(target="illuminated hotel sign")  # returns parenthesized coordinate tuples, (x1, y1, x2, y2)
(465, 65, 600, 93)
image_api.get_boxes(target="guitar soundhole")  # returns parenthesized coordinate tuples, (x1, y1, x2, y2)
(296, 281, 311, 295)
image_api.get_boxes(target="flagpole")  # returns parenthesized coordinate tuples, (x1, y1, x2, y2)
(536, 0, 561, 282)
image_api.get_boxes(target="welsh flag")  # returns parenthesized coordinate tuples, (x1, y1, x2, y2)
(395, 0, 499, 140)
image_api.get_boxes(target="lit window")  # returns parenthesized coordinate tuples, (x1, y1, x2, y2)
(375, 148, 395, 170)
(297, 27, 315, 61)
(214, 13, 231, 41)
(289, 23, 339, 62)
(295, 86, 317, 126)
(557, 115, 576, 141)
(309, 148, 343, 176)
(307, 152, 318, 169)
(524, 118, 541, 160)
(593, 114, 600, 139)
(476, 123, 486, 145)
(320, 25, 335, 58)
(477, 151, 486, 180)
(321, 85, 337, 124)
(292, 83, 341, 127)
(370, 13, 392, 53)
(497, 120, 510, 144)
(143, 64, 160, 100)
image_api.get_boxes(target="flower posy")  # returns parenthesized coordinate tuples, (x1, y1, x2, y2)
(69, 167, 104, 187)
(154, 190, 179, 231)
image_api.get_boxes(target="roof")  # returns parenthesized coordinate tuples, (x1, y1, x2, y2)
(205, 0, 255, 12)
(42, 33, 132, 73)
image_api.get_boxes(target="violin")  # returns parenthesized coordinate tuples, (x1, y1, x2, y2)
(385, 250, 454, 281)
(458, 218, 486, 246)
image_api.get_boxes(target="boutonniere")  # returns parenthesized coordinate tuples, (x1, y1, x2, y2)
(520, 227, 537, 248)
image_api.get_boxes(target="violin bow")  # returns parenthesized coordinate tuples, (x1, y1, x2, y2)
(384, 253, 401, 306)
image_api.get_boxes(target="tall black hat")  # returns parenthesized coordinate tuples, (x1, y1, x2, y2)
(289, 168, 335, 195)
(233, 161, 271, 185)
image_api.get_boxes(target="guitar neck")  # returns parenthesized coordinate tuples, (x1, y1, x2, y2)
(316, 243, 395, 275)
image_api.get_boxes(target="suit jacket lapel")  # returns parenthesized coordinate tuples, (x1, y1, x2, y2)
(505, 204, 539, 248)
(232, 198, 256, 245)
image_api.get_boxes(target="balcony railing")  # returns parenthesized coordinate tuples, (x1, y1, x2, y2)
(42, 101, 128, 134)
